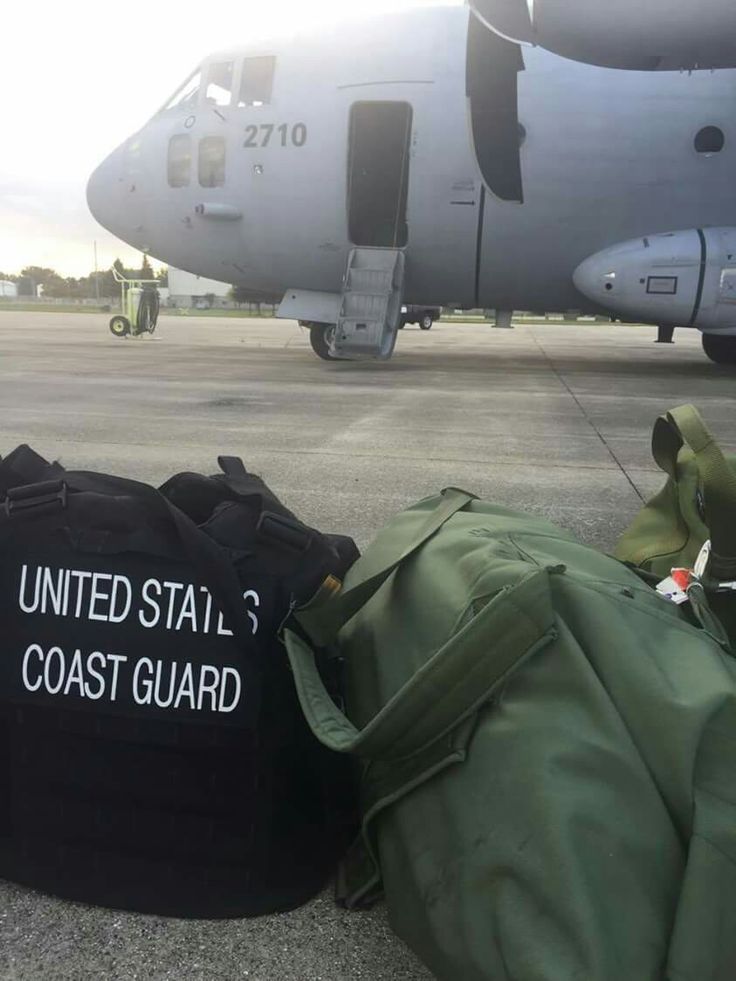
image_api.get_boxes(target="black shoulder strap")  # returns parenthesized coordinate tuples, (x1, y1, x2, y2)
(216, 458, 295, 513)
(0, 445, 64, 493)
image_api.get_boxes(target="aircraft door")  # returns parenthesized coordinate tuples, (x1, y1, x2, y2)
(347, 101, 412, 249)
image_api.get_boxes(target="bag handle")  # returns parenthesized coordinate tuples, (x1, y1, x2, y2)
(284, 569, 556, 761)
(652, 404, 736, 577)
(295, 488, 477, 647)
(0, 444, 64, 494)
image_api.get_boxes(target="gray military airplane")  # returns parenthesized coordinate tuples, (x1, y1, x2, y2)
(87, 3, 736, 365)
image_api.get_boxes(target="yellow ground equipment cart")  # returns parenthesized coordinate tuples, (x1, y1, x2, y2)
(109, 268, 160, 338)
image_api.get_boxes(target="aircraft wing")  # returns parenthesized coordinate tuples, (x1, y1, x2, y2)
(469, 0, 736, 70)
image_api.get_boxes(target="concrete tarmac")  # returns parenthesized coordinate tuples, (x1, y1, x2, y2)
(0, 311, 733, 980)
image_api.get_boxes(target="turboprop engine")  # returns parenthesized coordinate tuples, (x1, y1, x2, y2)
(469, 0, 736, 71)
(573, 229, 736, 364)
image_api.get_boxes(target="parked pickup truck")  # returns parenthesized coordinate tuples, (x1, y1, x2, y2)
(399, 305, 442, 330)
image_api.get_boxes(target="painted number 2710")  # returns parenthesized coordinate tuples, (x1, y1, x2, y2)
(243, 123, 307, 148)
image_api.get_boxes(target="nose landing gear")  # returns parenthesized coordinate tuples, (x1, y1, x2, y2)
(303, 322, 339, 361)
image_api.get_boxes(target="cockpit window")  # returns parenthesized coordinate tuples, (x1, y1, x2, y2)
(165, 69, 202, 111)
(238, 56, 276, 107)
(168, 135, 192, 187)
(199, 137, 226, 187)
(205, 62, 234, 107)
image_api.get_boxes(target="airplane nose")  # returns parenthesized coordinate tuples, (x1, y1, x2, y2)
(86, 147, 125, 234)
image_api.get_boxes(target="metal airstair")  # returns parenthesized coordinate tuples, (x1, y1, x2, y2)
(331, 248, 406, 360)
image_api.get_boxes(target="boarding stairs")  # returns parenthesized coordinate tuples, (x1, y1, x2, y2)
(331, 248, 406, 360)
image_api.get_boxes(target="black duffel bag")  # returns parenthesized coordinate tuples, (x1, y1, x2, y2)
(0, 446, 358, 918)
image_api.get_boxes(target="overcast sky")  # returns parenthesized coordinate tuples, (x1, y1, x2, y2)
(0, 0, 461, 278)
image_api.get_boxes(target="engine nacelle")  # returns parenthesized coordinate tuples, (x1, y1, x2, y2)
(573, 229, 736, 334)
(469, 0, 736, 70)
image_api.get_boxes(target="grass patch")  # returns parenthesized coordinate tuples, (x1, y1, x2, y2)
(0, 303, 274, 318)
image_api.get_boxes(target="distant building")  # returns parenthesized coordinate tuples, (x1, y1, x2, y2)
(167, 268, 231, 308)
(0, 281, 18, 299)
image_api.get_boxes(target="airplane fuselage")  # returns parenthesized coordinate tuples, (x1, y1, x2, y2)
(88, 6, 736, 318)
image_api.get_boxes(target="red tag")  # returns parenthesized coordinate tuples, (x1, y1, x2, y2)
(671, 568, 693, 591)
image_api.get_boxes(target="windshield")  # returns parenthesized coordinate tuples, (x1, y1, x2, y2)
(205, 62, 234, 107)
(163, 68, 202, 111)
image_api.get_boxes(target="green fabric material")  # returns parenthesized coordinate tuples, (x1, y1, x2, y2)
(284, 491, 736, 981)
(296, 487, 477, 647)
(616, 403, 736, 645)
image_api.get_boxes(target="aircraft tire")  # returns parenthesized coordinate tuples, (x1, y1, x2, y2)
(420, 315, 433, 330)
(308, 323, 338, 361)
(702, 332, 736, 365)
(109, 316, 131, 338)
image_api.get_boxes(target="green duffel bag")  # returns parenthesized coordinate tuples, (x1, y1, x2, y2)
(616, 403, 736, 645)
(284, 489, 736, 981)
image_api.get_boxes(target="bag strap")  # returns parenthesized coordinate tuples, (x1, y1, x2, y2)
(217, 456, 248, 477)
(284, 569, 556, 760)
(0, 445, 64, 492)
(295, 488, 476, 647)
(652, 404, 736, 578)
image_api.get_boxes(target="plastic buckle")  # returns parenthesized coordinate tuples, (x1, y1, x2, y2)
(693, 540, 736, 591)
(4, 479, 68, 518)
(257, 511, 312, 553)
(694, 540, 712, 579)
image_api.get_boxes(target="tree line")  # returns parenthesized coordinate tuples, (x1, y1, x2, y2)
(0, 258, 168, 300)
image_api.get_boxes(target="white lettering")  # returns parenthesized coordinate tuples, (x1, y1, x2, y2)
(197, 665, 220, 711)
(19, 565, 40, 614)
(62, 568, 71, 616)
(19, 642, 243, 716)
(219, 668, 242, 713)
(84, 652, 107, 700)
(163, 581, 184, 630)
(22, 643, 44, 691)
(109, 575, 132, 624)
(175, 584, 198, 633)
(132, 657, 154, 705)
(200, 586, 214, 633)
(217, 609, 233, 637)
(43, 647, 66, 695)
(41, 567, 65, 616)
(153, 661, 176, 708)
(107, 653, 128, 701)
(89, 573, 112, 622)
(139, 579, 162, 628)
(63, 648, 86, 697)
(174, 662, 196, 710)
(71, 570, 93, 618)
(244, 590, 260, 636)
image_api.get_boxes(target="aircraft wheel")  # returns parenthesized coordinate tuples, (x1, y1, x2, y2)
(109, 316, 131, 338)
(702, 332, 736, 365)
(420, 315, 433, 330)
(308, 323, 338, 361)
